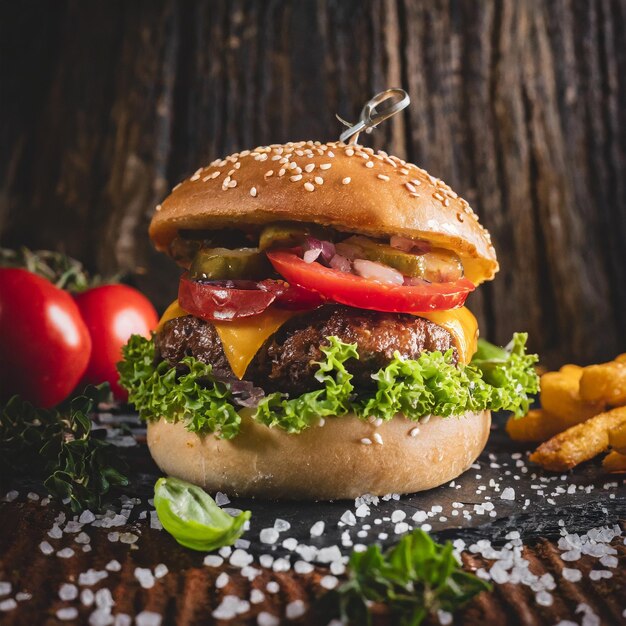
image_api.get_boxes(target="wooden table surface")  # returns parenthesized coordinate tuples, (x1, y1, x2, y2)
(0, 414, 625, 625)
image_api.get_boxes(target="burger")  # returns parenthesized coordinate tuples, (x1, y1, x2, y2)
(118, 140, 538, 499)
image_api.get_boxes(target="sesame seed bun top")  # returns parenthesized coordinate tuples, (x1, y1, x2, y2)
(150, 141, 498, 285)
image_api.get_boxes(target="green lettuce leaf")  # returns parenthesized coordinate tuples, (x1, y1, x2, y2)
(117, 334, 241, 439)
(253, 337, 358, 432)
(154, 477, 250, 551)
(118, 332, 539, 439)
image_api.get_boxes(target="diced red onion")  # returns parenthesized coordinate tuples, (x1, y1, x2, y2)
(303, 237, 335, 264)
(329, 253, 351, 272)
(303, 248, 321, 263)
(390, 235, 431, 254)
(353, 259, 404, 285)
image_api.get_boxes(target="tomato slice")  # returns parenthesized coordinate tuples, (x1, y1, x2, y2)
(179, 275, 288, 321)
(267, 249, 475, 313)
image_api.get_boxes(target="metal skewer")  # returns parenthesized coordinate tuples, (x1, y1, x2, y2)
(338, 88, 410, 145)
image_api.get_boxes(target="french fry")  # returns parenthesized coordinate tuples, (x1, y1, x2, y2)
(602, 451, 626, 473)
(529, 407, 626, 471)
(540, 369, 604, 427)
(608, 420, 626, 454)
(579, 361, 626, 406)
(506, 409, 565, 442)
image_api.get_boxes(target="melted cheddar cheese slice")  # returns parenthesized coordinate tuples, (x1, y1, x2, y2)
(418, 307, 478, 364)
(157, 300, 298, 379)
(157, 301, 478, 379)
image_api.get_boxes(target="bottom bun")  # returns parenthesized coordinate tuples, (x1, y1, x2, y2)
(147, 410, 491, 500)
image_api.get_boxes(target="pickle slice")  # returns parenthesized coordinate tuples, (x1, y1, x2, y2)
(258, 223, 311, 251)
(189, 247, 271, 280)
(338, 236, 463, 281)
(338, 236, 425, 277)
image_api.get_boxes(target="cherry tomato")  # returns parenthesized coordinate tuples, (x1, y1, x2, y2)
(74, 285, 158, 399)
(267, 249, 475, 313)
(0, 268, 92, 407)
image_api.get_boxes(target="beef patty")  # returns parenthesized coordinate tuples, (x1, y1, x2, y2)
(155, 306, 457, 395)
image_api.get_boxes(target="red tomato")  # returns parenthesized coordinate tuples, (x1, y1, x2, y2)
(74, 285, 158, 399)
(267, 249, 475, 313)
(0, 268, 92, 407)
(178, 275, 288, 321)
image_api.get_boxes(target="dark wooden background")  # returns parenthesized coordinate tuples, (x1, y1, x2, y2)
(1, 0, 625, 366)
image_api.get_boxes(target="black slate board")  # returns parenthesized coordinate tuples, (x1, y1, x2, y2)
(101, 412, 626, 554)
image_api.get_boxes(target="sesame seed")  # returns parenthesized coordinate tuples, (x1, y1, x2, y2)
(378, 174, 390, 182)
(314, 176, 323, 185)
(155, 204, 162, 212)
(345, 148, 355, 156)
(433, 192, 444, 201)
(409, 427, 420, 437)
(366, 161, 374, 168)
(304, 182, 315, 192)
(234, 161, 242, 168)
(288, 161, 297, 169)
(342, 177, 351, 185)
(360, 438, 372, 445)
(327, 151, 335, 157)
(373, 433, 383, 445)
(290, 174, 302, 182)
(405, 182, 417, 193)
(278, 168, 286, 177)
(304, 163, 315, 173)
(228, 180, 237, 188)
(320, 163, 332, 170)
(264, 170, 274, 178)
(400, 168, 409, 175)
(250, 187, 257, 197)
(410, 178, 421, 186)
(271, 155, 282, 161)
(211, 171, 221, 179)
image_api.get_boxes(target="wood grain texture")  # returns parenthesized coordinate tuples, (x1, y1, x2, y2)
(1, 0, 625, 365)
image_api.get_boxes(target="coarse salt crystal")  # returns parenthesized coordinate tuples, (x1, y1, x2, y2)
(57, 607, 79, 621)
(105, 560, 121, 572)
(230, 549, 254, 568)
(57, 547, 75, 559)
(340, 510, 357, 526)
(215, 572, 229, 589)
(294, 560, 314, 574)
(135, 611, 163, 626)
(250, 589, 265, 604)
(203, 555, 224, 567)
(266, 581, 280, 593)
(0, 582, 11, 597)
(154, 564, 169, 579)
(500, 487, 515, 500)
(59, 583, 78, 600)
(310, 521, 325, 537)
(285, 600, 306, 619)
(320, 575, 338, 590)
(562, 567, 582, 582)
(0, 599, 17, 612)
(134, 567, 155, 589)
(260, 528, 280, 544)
(257, 612, 280, 626)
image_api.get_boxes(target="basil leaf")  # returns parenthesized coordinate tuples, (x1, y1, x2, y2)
(154, 477, 250, 551)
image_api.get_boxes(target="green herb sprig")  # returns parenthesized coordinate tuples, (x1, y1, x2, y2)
(0, 385, 128, 511)
(319, 530, 491, 626)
